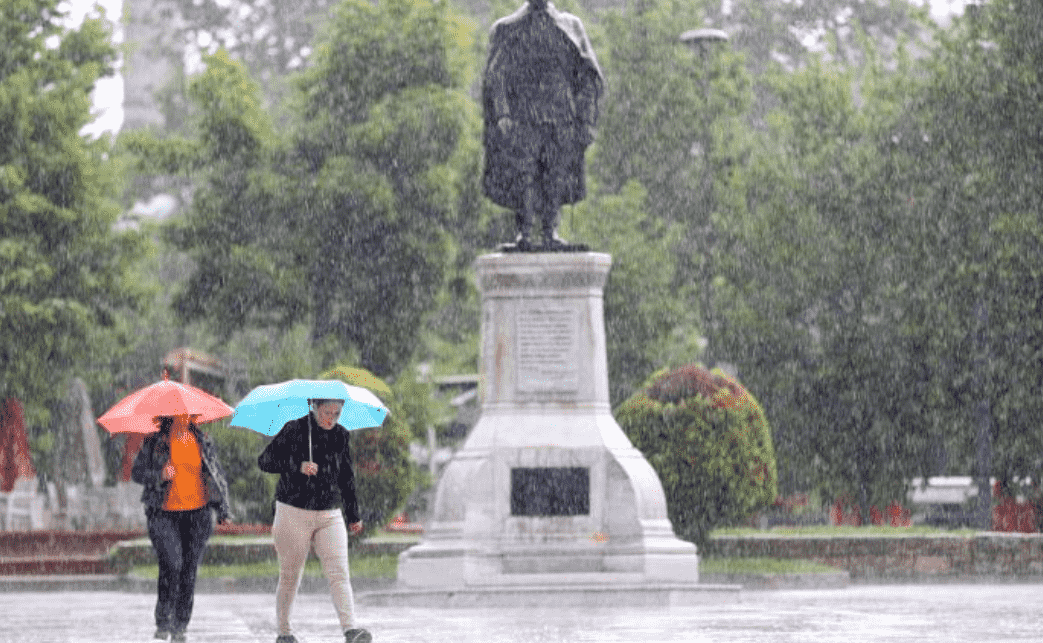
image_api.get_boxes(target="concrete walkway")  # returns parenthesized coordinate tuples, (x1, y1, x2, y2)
(2, 584, 1043, 643)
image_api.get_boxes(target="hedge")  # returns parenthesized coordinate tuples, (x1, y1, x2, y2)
(616, 364, 778, 548)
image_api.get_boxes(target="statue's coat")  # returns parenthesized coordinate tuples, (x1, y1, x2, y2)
(481, 2, 604, 210)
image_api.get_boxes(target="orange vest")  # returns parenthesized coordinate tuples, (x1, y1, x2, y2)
(163, 428, 207, 511)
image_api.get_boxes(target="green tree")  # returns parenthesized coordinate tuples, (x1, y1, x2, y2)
(592, 0, 747, 231)
(568, 182, 698, 405)
(711, 45, 933, 515)
(710, 0, 931, 73)
(144, 0, 483, 378)
(581, 0, 750, 402)
(894, 0, 1043, 522)
(288, 0, 481, 374)
(0, 1, 145, 427)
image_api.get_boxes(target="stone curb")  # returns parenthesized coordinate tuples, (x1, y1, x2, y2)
(107, 537, 415, 572)
(0, 573, 397, 593)
(700, 571, 851, 590)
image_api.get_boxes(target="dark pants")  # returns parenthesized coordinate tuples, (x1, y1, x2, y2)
(147, 507, 213, 633)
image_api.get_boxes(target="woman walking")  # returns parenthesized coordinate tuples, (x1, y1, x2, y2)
(132, 413, 231, 642)
(258, 398, 372, 643)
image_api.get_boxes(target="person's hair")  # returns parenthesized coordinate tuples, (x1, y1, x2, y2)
(309, 398, 344, 408)
(154, 416, 198, 437)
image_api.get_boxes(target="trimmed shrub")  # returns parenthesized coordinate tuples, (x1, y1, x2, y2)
(207, 421, 276, 524)
(319, 366, 421, 541)
(349, 414, 418, 540)
(616, 364, 778, 548)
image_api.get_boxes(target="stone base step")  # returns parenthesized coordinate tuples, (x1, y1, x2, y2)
(0, 530, 142, 557)
(0, 556, 113, 575)
(359, 582, 742, 608)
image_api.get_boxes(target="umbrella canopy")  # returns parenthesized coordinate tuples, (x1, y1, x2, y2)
(229, 379, 389, 437)
(97, 374, 235, 434)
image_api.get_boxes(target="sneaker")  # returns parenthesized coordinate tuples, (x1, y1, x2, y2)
(345, 629, 372, 643)
(153, 630, 169, 641)
(170, 632, 186, 643)
(275, 635, 298, 643)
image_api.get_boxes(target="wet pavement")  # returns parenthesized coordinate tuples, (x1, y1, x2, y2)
(2, 584, 1042, 643)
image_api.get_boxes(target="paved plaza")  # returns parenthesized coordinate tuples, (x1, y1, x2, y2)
(1, 584, 1043, 643)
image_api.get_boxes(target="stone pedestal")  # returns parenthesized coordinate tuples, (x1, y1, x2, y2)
(394, 253, 704, 594)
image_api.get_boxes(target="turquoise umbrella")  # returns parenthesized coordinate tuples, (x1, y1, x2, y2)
(229, 379, 389, 438)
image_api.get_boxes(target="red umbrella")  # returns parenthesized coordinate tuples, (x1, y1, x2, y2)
(97, 372, 234, 434)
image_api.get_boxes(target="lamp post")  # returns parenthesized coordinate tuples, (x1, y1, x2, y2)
(680, 28, 729, 367)
(965, 0, 993, 532)
(679, 28, 729, 52)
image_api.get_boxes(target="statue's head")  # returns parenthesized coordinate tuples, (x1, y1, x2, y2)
(529, 0, 549, 10)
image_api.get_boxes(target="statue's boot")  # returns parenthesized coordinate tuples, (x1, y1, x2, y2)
(512, 185, 541, 250)
(513, 210, 534, 251)
(541, 209, 567, 249)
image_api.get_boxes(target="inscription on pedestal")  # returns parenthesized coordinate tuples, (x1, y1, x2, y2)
(516, 307, 578, 393)
(510, 467, 590, 516)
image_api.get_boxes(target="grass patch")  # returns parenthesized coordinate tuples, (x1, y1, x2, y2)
(117, 534, 274, 548)
(711, 525, 981, 538)
(129, 553, 399, 580)
(699, 557, 842, 575)
(130, 552, 844, 580)
(121, 532, 418, 547)
(366, 529, 421, 544)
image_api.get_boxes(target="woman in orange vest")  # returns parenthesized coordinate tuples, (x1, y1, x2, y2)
(132, 414, 230, 643)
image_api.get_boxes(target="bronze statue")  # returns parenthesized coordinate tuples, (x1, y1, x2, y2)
(482, 0, 603, 251)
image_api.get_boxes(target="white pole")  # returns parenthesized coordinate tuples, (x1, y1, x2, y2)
(427, 424, 437, 478)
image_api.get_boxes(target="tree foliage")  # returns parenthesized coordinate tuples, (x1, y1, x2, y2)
(704, 0, 931, 74)
(136, 0, 483, 377)
(568, 181, 697, 405)
(288, 0, 481, 373)
(895, 0, 1043, 500)
(708, 33, 934, 513)
(0, 0, 145, 424)
(705, 0, 1043, 519)
(584, 0, 748, 403)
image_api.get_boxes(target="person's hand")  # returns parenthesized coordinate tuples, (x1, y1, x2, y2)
(497, 116, 514, 137)
(300, 461, 319, 476)
(162, 463, 175, 481)
(582, 124, 596, 146)
(349, 521, 364, 536)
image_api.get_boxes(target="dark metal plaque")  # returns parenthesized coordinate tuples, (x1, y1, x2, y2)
(510, 467, 590, 516)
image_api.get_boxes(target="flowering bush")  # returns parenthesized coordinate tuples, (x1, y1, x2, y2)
(321, 366, 420, 541)
(349, 415, 417, 539)
(616, 364, 777, 548)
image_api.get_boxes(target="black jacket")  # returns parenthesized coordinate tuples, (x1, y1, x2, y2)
(257, 414, 360, 523)
(131, 425, 231, 522)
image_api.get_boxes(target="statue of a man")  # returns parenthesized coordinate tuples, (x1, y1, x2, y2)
(482, 0, 604, 251)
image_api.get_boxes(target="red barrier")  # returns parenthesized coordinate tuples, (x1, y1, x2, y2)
(0, 399, 37, 492)
(830, 497, 911, 527)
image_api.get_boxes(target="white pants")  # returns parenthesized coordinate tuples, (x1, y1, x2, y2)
(272, 501, 355, 635)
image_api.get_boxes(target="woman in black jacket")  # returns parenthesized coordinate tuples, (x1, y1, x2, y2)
(258, 399, 371, 643)
(132, 414, 230, 643)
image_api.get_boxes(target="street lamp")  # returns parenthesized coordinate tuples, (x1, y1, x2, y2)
(679, 28, 729, 367)
(679, 28, 729, 52)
